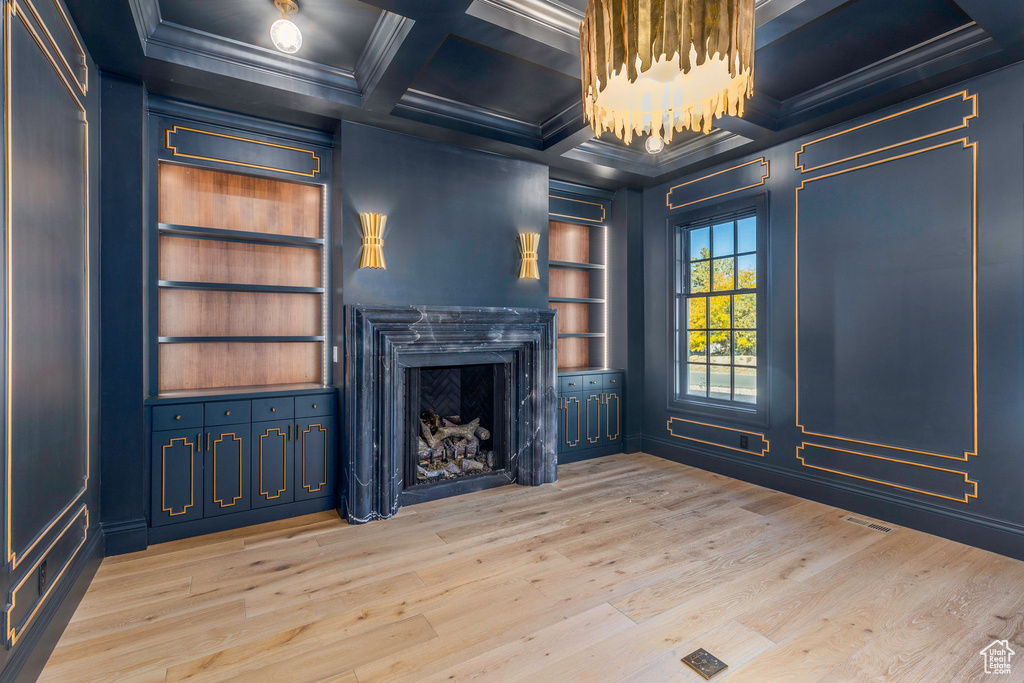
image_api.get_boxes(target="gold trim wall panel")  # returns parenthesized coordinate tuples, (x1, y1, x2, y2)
(5, 506, 88, 646)
(795, 138, 978, 464)
(164, 125, 321, 178)
(562, 396, 580, 447)
(259, 428, 288, 499)
(212, 433, 243, 507)
(797, 443, 978, 504)
(15, 0, 86, 95)
(5, 0, 90, 570)
(667, 417, 769, 457)
(795, 91, 977, 174)
(549, 194, 607, 223)
(300, 424, 327, 493)
(666, 158, 769, 210)
(161, 438, 196, 516)
(586, 394, 601, 444)
(605, 392, 620, 441)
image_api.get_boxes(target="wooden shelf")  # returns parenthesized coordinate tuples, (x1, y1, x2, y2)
(158, 281, 325, 294)
(549, 297, 604, 304)
(549, 218, 606, 371)
(549, 260, 605, 270)
(156, 162, 326, 392)
(158, 223, 324, 247)
(158, 336, 325, 344)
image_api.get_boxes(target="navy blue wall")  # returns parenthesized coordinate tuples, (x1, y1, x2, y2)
(641, 62, 1024, 560)
(339, 122, 550, 310)
(0, 2, 104, 679)
(98, 75, 147, 556)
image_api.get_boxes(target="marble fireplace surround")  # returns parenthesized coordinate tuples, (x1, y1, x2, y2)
(343, 305, 558, 523)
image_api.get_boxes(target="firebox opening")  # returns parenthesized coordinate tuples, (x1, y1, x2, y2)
(407, 363, 508, 488)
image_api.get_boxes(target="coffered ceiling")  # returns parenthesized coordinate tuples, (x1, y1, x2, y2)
(66, 0, 1024, 189)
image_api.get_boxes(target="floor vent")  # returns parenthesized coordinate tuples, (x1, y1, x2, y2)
(845, 516, 893, 533)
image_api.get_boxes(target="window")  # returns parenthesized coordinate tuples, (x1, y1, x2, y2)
(672, 196, 766, 419)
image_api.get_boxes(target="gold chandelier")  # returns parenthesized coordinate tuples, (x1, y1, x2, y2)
(580, 0, 755, 145)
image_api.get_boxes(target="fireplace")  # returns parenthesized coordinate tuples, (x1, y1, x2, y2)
(343, 305, 558, 523)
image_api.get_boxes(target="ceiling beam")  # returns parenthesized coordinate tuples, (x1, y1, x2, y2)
(359, 1, 475, 114)
(755, 0, 848, 48)
(951, 0, 1024, 56)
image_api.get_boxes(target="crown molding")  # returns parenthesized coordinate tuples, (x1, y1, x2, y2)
(778, 22, 997, 126)
(146, 95, 335, 148)
(393, 89, 543, 148)
(563, 130, 752, 177)
(354, 12, 415, 98)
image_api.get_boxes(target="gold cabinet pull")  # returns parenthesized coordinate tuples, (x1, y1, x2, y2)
(271, 407, 276, 412)
(225, 410, 231, 416)
(197, 433, 202, 452)
(175, 415, 181, 420)
(288, 425, 292, 441)
(312, 404, 318, 409)
(206, 432, 211, 451)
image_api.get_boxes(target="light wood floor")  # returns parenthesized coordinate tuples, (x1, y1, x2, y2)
(41, 453, 1024, 682)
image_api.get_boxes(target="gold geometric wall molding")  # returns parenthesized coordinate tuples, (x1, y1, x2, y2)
(797, 443, 978, 504)
(795, 90, 977, 174)
(795, 137, 978, 464)
(666, 157, 769, 210)
(667, 417, 769, 457)
(5, 0, 91, 572)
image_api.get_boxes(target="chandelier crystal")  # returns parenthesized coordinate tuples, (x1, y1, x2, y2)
(580, 0, 755, 144)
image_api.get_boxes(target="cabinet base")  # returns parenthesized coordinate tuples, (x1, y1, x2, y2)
(559, 443, 624, 464)
(148, 496, 337, 544)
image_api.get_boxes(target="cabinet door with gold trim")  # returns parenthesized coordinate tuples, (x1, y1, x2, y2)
(293, 417, 335, 502)
(151, 429, 204, 526)
(603, 390, 622, 445)
(204, 426, 251, 517)
(251, 420, 294, 508)
(584, 393, 604, 447)
(559, 392, 583, 455)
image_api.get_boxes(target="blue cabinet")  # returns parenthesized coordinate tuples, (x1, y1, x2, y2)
(151, 428, 204, 526)
(204, 426, 250, 517)
(295, 416, 335, 502)
(149, 391, 336, 534)
(557, 371, 624, 462)
(252, 420, 294, 508)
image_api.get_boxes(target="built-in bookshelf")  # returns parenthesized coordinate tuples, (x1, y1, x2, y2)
(155, 162, 326, 392)
(548, 219, 607, 371)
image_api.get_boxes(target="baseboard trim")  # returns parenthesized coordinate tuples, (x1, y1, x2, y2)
(101, 518, 149, 556)
(558, 443, 624, 464)
(147, 496, 337, 545)
(642, 435, 1024, 561)
(0, 529, 103, 683)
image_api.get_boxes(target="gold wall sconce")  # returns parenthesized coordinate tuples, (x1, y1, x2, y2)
(518, 232, 540, 279)
(359, 212, 387, 270)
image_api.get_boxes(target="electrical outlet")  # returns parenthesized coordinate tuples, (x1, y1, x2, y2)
(38, 560, 47, 594)
(740, 435, 749, 449)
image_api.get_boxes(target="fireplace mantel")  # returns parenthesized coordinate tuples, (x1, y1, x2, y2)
(342, 305, 558, 523)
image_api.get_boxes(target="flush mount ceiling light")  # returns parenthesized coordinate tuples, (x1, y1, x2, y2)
(271, 0, 302, 54)
(645, 134, 665, 154)
(580, 0, 755, 145)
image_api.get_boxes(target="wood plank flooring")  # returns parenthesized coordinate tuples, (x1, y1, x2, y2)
(41, 453, 1024, 682)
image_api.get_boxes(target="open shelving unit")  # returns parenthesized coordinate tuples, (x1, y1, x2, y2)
(155, 162, 327, 392)
(548, 219, 607, 372)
